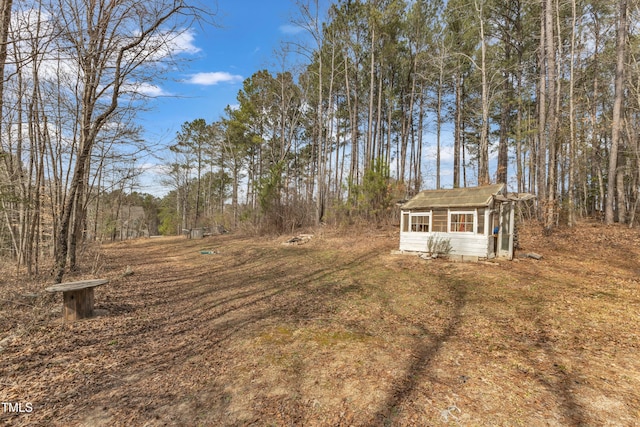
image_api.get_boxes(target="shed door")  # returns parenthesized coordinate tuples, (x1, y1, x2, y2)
(498, 202, 514, 259)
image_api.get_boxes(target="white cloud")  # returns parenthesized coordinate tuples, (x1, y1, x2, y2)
(424, 143, 455, 163)
(126, 82, 169, 97)
(125, 28, 201, 65)
(138, 164, 172, 196)
(171, 29, 201, 55)
(185, 71, 243, 86)
(139, 162, 166, 173)
(279, 24, 304, 35)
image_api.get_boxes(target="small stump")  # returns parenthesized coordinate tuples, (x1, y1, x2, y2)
(45, 279, 109, 321)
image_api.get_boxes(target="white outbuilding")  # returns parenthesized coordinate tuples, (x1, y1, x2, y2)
(399, 184, 532, 261)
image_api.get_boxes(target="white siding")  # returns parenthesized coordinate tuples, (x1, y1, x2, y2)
(399, 231, 490, 257)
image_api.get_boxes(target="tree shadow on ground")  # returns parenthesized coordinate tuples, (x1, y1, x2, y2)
(2, 232, 607, 426)
(367, 274, 468, 426)
(39, 241, 381, 425)
(531, 301, 587, 426)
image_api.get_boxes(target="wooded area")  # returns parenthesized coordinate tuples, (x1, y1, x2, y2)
(1, 0, 640, 280)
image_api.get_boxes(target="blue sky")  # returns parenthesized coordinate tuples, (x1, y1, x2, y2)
(137, 1, 313, 195)
(134, 1, 495, 196)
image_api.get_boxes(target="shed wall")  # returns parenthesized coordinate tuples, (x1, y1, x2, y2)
(399, 231, 490, 258)
(432, 209, 448, 232)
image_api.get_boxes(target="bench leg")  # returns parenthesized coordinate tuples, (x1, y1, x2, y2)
(62, 288, 95, 321)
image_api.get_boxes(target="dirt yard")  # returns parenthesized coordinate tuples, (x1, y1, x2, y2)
(1, 221, 639, 426)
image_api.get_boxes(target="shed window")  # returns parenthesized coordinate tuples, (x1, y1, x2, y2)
(402, 212, 431, 232)
(411, 214, 430, 232)
(477, 209, 485, 234)
(402, 213, 409, 232)
(450, 211, 475, 233)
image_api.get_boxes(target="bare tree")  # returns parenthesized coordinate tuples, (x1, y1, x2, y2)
(475, 0, 490, 185)
(567, 0, 578, 227)
(543, 0, 559, 233)
(51, 0, 207, 282)
(605, 0, 628, 224)
(0, 0, 12, 137)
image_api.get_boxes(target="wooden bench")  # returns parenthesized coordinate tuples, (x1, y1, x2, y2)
(45, 279, 109, 321)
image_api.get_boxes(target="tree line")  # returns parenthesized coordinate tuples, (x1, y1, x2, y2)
(164, 0, 640, 235)
(1, 0, 639, 280)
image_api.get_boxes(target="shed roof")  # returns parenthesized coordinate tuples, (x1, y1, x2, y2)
(402, 184, 505, 210)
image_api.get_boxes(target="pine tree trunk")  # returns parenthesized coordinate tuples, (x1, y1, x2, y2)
(605, 0, 627, 224)
(544, 0, 558, 233)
